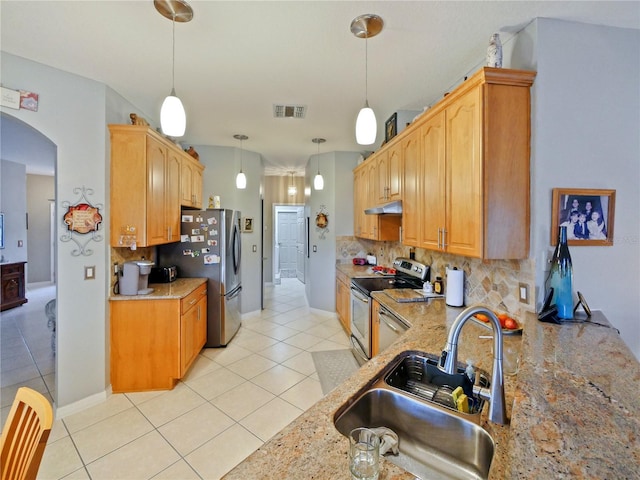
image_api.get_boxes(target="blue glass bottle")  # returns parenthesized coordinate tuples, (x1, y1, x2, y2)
(549, 226, 573, 319)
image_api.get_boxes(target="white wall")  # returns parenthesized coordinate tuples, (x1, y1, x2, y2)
(26, 174, 55, 282)
(192, 144, 263, 313)
(0, 160, 27, 263)
(305, 151, 359, 311)
(512, 19, 640, 358)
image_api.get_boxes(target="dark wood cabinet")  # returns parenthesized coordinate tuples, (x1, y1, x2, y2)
(1, 262, 28, 311)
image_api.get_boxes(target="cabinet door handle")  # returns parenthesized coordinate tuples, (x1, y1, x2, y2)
(442, 228, 447, 249)
(189, 299, 197, 305)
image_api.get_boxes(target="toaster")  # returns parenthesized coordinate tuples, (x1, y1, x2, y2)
(149, 266, 177, 283)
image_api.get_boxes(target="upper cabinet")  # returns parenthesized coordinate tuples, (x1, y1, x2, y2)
(375, 144, 402, 203)
(109, 125, 205, 247)
(363, 67, 535, 259)
(180, 155, 204, 209)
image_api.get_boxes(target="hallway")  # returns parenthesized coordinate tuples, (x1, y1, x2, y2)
(1, 278, 349, 479)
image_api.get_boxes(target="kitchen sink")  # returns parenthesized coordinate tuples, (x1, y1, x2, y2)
(334, 352, 495, 480)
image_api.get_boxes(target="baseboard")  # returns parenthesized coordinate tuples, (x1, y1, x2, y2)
(54, 386, 111, 419)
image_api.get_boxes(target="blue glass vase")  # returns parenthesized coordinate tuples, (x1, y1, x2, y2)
(549, 226, 573, 319)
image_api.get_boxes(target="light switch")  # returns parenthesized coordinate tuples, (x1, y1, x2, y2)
(518, 283, 529, 304)
(85, 266, 95, 280)
(252, 245, 257, 252)
(313, 245, 317, 252)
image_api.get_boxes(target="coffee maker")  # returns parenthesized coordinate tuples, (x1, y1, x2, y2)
(120, 260, 154, 295)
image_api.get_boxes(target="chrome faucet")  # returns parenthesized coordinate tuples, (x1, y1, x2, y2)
(438, 305, 507, 424)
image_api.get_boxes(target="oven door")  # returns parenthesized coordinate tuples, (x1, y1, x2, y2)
(350, 283, 371, 364)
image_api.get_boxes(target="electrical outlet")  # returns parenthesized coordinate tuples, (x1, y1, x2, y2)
(518, 282, 529, 304)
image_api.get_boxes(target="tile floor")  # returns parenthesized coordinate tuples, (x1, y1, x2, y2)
(0, 278, 349, 479)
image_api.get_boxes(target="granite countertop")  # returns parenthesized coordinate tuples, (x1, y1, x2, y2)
(109, 277, 207, 300)
(222, 265, 639, 479)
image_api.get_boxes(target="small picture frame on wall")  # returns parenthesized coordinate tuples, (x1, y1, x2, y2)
(243, 217, 253, 233)
(385, 112, 397, 143)
(551, 188, 616, 246)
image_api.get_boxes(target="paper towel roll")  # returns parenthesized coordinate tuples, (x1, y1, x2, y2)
(446, 268, 465, 307)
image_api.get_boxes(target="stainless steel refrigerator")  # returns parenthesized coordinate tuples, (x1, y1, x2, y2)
(158, 209, 242, 347)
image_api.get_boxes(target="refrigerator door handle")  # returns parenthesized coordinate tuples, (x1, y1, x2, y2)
(232, 217, 241, 275)
(226, 284, 242, 299)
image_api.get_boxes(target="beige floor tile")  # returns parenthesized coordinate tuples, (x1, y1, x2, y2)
(62, 393, 134, 434)
(180, 353, 221, 381)
(152, 459, 200, 479)
(232, 331, 279, 351)
(72, 407, 154, 464)
(124, 388, 166, 406)
(328, 331, 351, 346)
(211, 381, 275, 421)
(306, 339, 349, 352)
(85, 431, 180, 480)
(201, 343, 252, 366)
(257, 341, 302, 363)
(279, 377, 324, 411)
(227, 353, 277, 379)
(184, 367, 245, 400)
(283, 332, 325, 350)
(306, 322, 343, 339)
(282, 351, 316, 375)
(37, 436, 85, 480)
(185, 424, 263, 479)
(47, 418, 69, 443)
(159, 402, 234, 456)
(251, 364, 306, 395)
(59, 467, 91, 479)
(239, 397, 303, 442)
(136, 383, 206, 427)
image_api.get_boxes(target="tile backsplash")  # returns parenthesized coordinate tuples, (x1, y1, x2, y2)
(337, 236, 535, 317)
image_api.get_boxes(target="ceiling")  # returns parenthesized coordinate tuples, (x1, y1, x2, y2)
(2, 1, 639, 176)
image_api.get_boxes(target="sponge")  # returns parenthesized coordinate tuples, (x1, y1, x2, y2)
(456, 393, 469, 413)
(451, 386, 464, 403)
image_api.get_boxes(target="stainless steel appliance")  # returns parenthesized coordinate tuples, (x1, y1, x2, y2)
(377, 305, 409, 354)
(149, 265, 177, 283)
(158, 208, 242, 347)
(350, 257, 429, 364)
(120, 260, 154, 295)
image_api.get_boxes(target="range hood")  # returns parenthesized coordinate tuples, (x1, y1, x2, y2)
(364, 200, 402, 215)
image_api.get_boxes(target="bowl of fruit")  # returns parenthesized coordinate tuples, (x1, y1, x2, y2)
(473, 312, 522, 335)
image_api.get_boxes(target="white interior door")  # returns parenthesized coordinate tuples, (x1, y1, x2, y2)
(277, 211, 297, 278)
(296, 208, 305, 282)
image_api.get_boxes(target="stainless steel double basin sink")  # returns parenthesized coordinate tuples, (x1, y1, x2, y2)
(334, 351, 495, 480)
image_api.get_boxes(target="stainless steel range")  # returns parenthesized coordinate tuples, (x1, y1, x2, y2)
(350, 257, 430, 364)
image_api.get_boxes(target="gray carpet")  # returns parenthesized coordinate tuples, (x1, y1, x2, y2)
(312, 349, 360, 394)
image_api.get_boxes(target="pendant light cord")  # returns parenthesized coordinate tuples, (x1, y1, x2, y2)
(240, 138, 243, 172)
(364, 32, 369, 105)
(171, 13, 176, 92)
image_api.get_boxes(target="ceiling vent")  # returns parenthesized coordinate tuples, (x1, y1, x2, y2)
(273, 104, 306, 119)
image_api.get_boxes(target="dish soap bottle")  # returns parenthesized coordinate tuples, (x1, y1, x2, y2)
(549, 226, 573, 319)
(433, 276, 443, 295)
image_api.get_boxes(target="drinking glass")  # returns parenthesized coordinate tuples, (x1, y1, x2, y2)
(348, 427, 380, 480)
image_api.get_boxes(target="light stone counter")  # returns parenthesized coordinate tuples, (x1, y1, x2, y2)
(222, 266, 639, 479)
(109, 277, 207, 300)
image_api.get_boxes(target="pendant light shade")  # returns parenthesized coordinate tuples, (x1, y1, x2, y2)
(155, 0, 193, 137)
(234, 134, 248, 189)
(355, 103, 376, 145)
(351, 14, 383, 146)
(288, 172, 297, 196)
(161, 89, 186, 137)
(312, 138, 326, 190)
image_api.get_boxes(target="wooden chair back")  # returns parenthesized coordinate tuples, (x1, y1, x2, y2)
(0, 387, 53, 480)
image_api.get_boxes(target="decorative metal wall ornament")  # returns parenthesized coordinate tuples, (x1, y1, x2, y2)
(60, 186, 104, 256)
(315, 205, 329, 239)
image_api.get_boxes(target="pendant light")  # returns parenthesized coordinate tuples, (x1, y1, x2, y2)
(155, 0, 193, 137)
(351, 14, 383, 146)
(288, 172, 297, 196)
(312, 138, 326, 190)
(234, 134, 248, 189)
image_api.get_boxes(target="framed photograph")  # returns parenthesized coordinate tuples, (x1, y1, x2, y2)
(551, 188, 616, 246)
(385, 112, 397, 143)
(243, 217, 253, 233)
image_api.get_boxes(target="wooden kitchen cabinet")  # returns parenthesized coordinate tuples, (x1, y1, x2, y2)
(180, 154, 204, 208)
(375, 143, 402, 203)
(1, 262, 28, 311)
(402, 67, 535, 259)
(110, 282, 207, 392)
(353, 156, 401, 241)
(109, 125, 203, 247)
(335, 269, 351, 335)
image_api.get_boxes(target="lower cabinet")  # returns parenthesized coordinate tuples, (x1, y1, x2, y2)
(336, 270, 351, 335)
(1, 262, 28, 311)
(110, 282, 207, 392)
